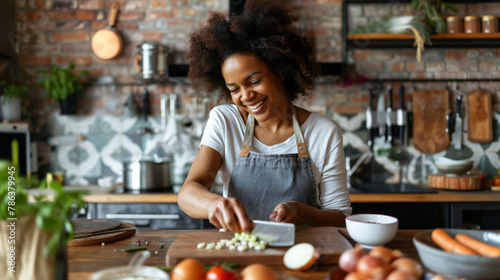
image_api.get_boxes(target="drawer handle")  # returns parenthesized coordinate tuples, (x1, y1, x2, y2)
(105, 214, 180, 220)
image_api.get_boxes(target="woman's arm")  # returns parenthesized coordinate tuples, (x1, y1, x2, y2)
(269, 201, 346, 227)
(178, 145, 252, 232)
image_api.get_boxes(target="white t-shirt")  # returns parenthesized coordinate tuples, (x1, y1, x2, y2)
(200, 104, 352, 216)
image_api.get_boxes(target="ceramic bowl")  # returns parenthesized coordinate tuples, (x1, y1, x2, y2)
(413, 229, 500, 279)
(345, 214, 398, 248)
(435, 157, 473, 175)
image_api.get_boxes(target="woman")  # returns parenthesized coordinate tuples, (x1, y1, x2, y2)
(178, 0, 351, 233)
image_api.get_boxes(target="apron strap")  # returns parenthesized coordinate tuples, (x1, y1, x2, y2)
(239, 104, 310, 158)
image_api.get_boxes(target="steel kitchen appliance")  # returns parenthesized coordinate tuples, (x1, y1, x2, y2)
(133, 42, 172, 81)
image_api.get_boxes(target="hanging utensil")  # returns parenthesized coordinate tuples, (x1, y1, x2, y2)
(451, 95, 463, 150)
(91, 3, 123, 60)
(397, 85, 407, 146)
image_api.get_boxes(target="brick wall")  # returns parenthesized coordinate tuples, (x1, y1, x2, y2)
(12, 0, 500, 183)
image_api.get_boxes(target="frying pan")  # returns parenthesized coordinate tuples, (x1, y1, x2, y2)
(91, 3, 123, 60)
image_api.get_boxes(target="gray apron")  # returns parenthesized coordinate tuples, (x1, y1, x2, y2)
(227, 105, 317, 221)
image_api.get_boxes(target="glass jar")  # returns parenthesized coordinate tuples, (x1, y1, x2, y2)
(482, 15, 498, 33)
(447, 16, 463, 33)
(464, 16, 481, 33)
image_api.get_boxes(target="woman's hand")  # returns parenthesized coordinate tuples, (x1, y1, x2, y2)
(269, 201, 307, 226)
(208, 197, 253, 233)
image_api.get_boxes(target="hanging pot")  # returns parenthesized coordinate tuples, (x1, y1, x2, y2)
(59, 94, 77, 115)
(123, 160, 172, 192)
(133, 42, 172, 80)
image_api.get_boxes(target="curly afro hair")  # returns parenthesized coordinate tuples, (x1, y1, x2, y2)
(186, 0, 320, 102)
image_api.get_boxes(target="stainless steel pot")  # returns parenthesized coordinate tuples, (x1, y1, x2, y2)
(123, 160, 172, 192)
(133, 42, 171, 80)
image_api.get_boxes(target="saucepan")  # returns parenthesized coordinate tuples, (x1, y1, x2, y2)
(90, 250, 169, 280)
(123, 158, 172, 192)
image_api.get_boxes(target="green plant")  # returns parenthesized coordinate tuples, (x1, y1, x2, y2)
(0, 140, 87, 257)
(0, 78, 28, 105)
(408, 0, 458, 31)
(38, 61, 89, 101)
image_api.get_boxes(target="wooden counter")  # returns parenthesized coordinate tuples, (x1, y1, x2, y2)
(67, 228, 421, 280)
(82, 190, 500, 203)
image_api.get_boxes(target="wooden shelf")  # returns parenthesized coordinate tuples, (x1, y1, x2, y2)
(347, 33, 500, 48)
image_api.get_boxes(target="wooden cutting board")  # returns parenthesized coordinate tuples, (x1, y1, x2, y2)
(467, 89, 493, 143)
(412, 90, 450, 154)
(166, 227, 352, 266)
(68, 220, 135, 246)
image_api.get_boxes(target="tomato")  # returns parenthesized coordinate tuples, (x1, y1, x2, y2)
(206, 266, 236, 280)
(493, 176, 500, 186)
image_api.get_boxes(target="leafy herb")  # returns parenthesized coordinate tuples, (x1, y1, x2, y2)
(0, 156, 87, 258)
(121, 247, 147, 253)
(156, 263, 240, 272)
(37, 61, 89, 101)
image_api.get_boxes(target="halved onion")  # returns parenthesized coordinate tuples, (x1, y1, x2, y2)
(283, 243, 320, 271)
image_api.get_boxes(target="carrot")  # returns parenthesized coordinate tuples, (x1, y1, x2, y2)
(455, 233, 500, 258)
(431, 229, 478, 255)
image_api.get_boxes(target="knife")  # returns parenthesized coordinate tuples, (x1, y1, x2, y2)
(452, 95, 463, 150)
(386, 87, 393, 144)
(366, 89, 378, 151)
(396, 85, 407, 146)
(376, 94, 386, 139)
(251, 220, 295, 247)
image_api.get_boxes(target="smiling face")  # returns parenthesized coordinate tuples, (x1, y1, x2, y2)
(221, 53, 289, 124)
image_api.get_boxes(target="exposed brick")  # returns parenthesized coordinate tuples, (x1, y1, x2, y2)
(76, 11, 95, 20)
(364, 5, 391, 17)
(122, 0, 148, 11)
(18, 56, 51, 66)
(426, 62, 445, 72)
(150, 0, 166, 8)
(119, 11, 144, 21)
(167, 19, 196, 28)
(79, 0, 103, 10)
(485, 3, 500, 14)
(46, 11, 77, 20)
(20, 44, 61, 55)
(349, 93, 369, 104)
(434, 72, 467, 79)
(409, 72, 433, 80)
(370, 50, 393, 61)
(479, 61, 496, 71)
(144, 32, 163, 42)
(445, 50, 466, 61)
(145, 10, 180, 20)
(353, 50, 370, 60)
(446, 60, 478, 72)
(55, 56, 92, 66)
(467, 72, 492, 79)
(116, 22, 139, 30)
(355, 61, 383, 72)
(406, 62, 424, 71)
(465, 3, 486, 14)
(50, 31, 89, 43)
(184, 9, 206, 17)
(334, 105, 364, 114)
(55, 21, 88, 31)
(316, 52, 341, 62)
(390, 61, 404, 72)
(92, 21, 107, 30)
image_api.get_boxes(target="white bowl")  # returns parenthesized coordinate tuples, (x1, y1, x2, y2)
(435, 157, 473, 175)
(413, 229, 500, 279)
(345, 214, 398, 248)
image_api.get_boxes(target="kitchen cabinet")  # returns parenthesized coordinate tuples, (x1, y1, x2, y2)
(341, 0, 500, 81)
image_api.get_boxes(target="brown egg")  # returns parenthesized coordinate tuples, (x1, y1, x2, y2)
(241, 263, 278, 280)
(171, 258, 205, 280)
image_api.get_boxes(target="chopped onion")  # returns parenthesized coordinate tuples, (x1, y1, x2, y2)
(283, 243, 320, 271)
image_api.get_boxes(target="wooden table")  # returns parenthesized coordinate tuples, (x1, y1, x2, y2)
(67, 229, 421, 280)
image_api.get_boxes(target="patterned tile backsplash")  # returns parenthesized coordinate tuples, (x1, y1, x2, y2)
(41, 98, 500, 187)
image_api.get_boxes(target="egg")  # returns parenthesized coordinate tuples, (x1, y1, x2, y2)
(241, 263, 278, 280)
(171, 258, 205, 280)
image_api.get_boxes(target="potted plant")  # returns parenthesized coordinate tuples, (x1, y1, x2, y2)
(408, 0, 458, 34)
(38, 61, 89, 115)
(0, 160, 86, 280)
(0, 77, 28, 122)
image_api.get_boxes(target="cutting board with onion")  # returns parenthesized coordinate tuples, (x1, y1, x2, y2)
(467, 88, 493, 143)
(166, 227, 352, 266)
(412, 90, 450, 154)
